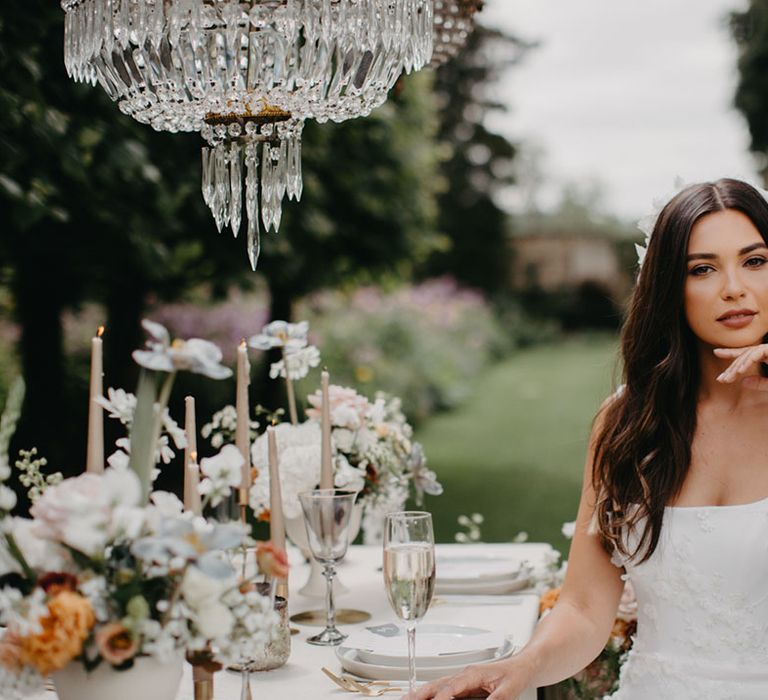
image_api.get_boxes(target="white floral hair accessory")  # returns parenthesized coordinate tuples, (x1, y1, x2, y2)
(635, 177, 768, 270)
(635, 176, 688, 269)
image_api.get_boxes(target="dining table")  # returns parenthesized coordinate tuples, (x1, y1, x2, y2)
(35, 542, 554, 700)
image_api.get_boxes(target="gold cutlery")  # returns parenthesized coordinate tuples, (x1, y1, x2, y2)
(321, 667, 401, 695)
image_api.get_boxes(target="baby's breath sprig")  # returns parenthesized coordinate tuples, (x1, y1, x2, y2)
(15, 448, 63, 504)
(454, 512, 484, 543)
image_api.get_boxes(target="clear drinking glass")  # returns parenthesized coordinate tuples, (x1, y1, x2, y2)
(298, 489, 358, 646)
(383, 511, 436, 697)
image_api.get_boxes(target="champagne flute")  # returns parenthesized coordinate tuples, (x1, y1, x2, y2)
(383, 511, 435, 697)
(299, 488, 358, 645)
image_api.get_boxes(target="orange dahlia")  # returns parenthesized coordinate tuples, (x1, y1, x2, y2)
(19, 591, 95, 675)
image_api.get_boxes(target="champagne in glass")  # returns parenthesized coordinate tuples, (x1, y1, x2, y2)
(383, 512, 435, 697)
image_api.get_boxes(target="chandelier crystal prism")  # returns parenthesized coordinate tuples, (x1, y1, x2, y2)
(430, 0, 482, 68)
(61, 0, 433, 268)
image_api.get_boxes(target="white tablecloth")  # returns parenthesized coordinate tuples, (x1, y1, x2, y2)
(37, 543, 552, 700)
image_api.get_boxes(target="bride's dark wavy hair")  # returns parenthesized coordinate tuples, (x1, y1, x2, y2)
(593, 178, 768, 563)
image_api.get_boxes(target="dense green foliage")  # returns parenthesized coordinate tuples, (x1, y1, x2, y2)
(732, 0, 768, 180)
(421, 26, 529, 293)
(0, 3, 444, 470)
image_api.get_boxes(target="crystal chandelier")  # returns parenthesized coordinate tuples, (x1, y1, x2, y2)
(61, 0, 433, 268)
(430, 0, 482, 68)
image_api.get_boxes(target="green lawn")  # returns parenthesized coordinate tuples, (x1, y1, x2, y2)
(416, 334, 618, 555)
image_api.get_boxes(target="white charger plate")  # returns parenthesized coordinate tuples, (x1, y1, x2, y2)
(336, 637, 517, 681)
(346, 623, 506, 667)
(436, 554, 527, 584)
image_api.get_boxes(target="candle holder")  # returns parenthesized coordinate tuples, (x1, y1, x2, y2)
(230, 583, 291, 673)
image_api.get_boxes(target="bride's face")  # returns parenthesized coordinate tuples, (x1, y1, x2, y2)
(684, 208, 768, 348)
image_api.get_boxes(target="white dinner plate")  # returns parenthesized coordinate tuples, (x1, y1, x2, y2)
(436, 554, 527, 584)
(434, 571, 531, 595)
(346, 623, 507, 667)
(336, 637, 517, 681)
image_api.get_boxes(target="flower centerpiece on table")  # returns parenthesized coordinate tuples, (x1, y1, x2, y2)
(197, 318, 442, 543)
(249, 382, 443, 544)
(0, 470, 280, 699)
(0, 323, 284, 699)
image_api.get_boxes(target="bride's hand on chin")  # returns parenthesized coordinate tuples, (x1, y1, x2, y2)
(714, 344, 768, 390)
(402, 656, 533, 700)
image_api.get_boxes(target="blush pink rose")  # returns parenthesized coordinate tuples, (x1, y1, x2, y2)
(306, 385, 370, 430)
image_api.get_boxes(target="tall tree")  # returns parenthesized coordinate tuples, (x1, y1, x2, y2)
(0, 2, 441, 467)
(732, 0, 768, 182)
(420, 25, 530, 293)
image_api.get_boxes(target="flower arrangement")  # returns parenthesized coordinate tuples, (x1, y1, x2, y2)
(539, 522, 637, 700)
(195, 318, 443, 544)
(0, 323, 286, 699)
(0, 469, 280, 699)
(248, 381, 442, 543)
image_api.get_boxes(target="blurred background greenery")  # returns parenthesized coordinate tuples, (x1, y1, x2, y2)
(2, 1, 768, 545)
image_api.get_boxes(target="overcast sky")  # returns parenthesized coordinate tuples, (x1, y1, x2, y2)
(481, 0, 758, 221)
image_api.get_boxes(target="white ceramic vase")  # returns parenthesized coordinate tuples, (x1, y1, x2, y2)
(52, 654, 184, 700)
(285, 502, 363, 598)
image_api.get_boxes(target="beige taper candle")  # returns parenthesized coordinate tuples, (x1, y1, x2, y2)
(86, 326, 105, 473)
(319, 369, 333, 489)
(235, 341, 252, 501)
(184, 397, 201, 514)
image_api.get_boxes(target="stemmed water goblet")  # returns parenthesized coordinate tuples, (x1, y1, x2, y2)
(383, 511, 435, 697)
(298, 488, 359, 645)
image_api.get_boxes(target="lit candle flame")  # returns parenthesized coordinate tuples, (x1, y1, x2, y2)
(240, 338, 247, 349)
(97, 326, 105, 338)
(190, 451, 198, 463)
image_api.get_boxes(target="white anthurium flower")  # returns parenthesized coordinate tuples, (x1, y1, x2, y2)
(248, 320, 309, 351)
(198, 445, 244, 507)
(268, 345, 321, 381)
(132, 319, 232, 379)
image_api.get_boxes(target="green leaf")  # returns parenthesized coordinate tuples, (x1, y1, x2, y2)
(127, 370, 158, 504)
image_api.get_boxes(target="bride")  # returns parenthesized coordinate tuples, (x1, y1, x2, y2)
(412, 178, 768, 699)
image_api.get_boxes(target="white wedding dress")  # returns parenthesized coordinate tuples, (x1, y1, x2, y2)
(607, 496, 768, 699)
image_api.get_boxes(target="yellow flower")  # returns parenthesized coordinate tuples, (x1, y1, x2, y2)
(19, 591, 95, 675)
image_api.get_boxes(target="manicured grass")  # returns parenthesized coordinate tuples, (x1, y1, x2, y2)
(415, 334, 618, 555)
